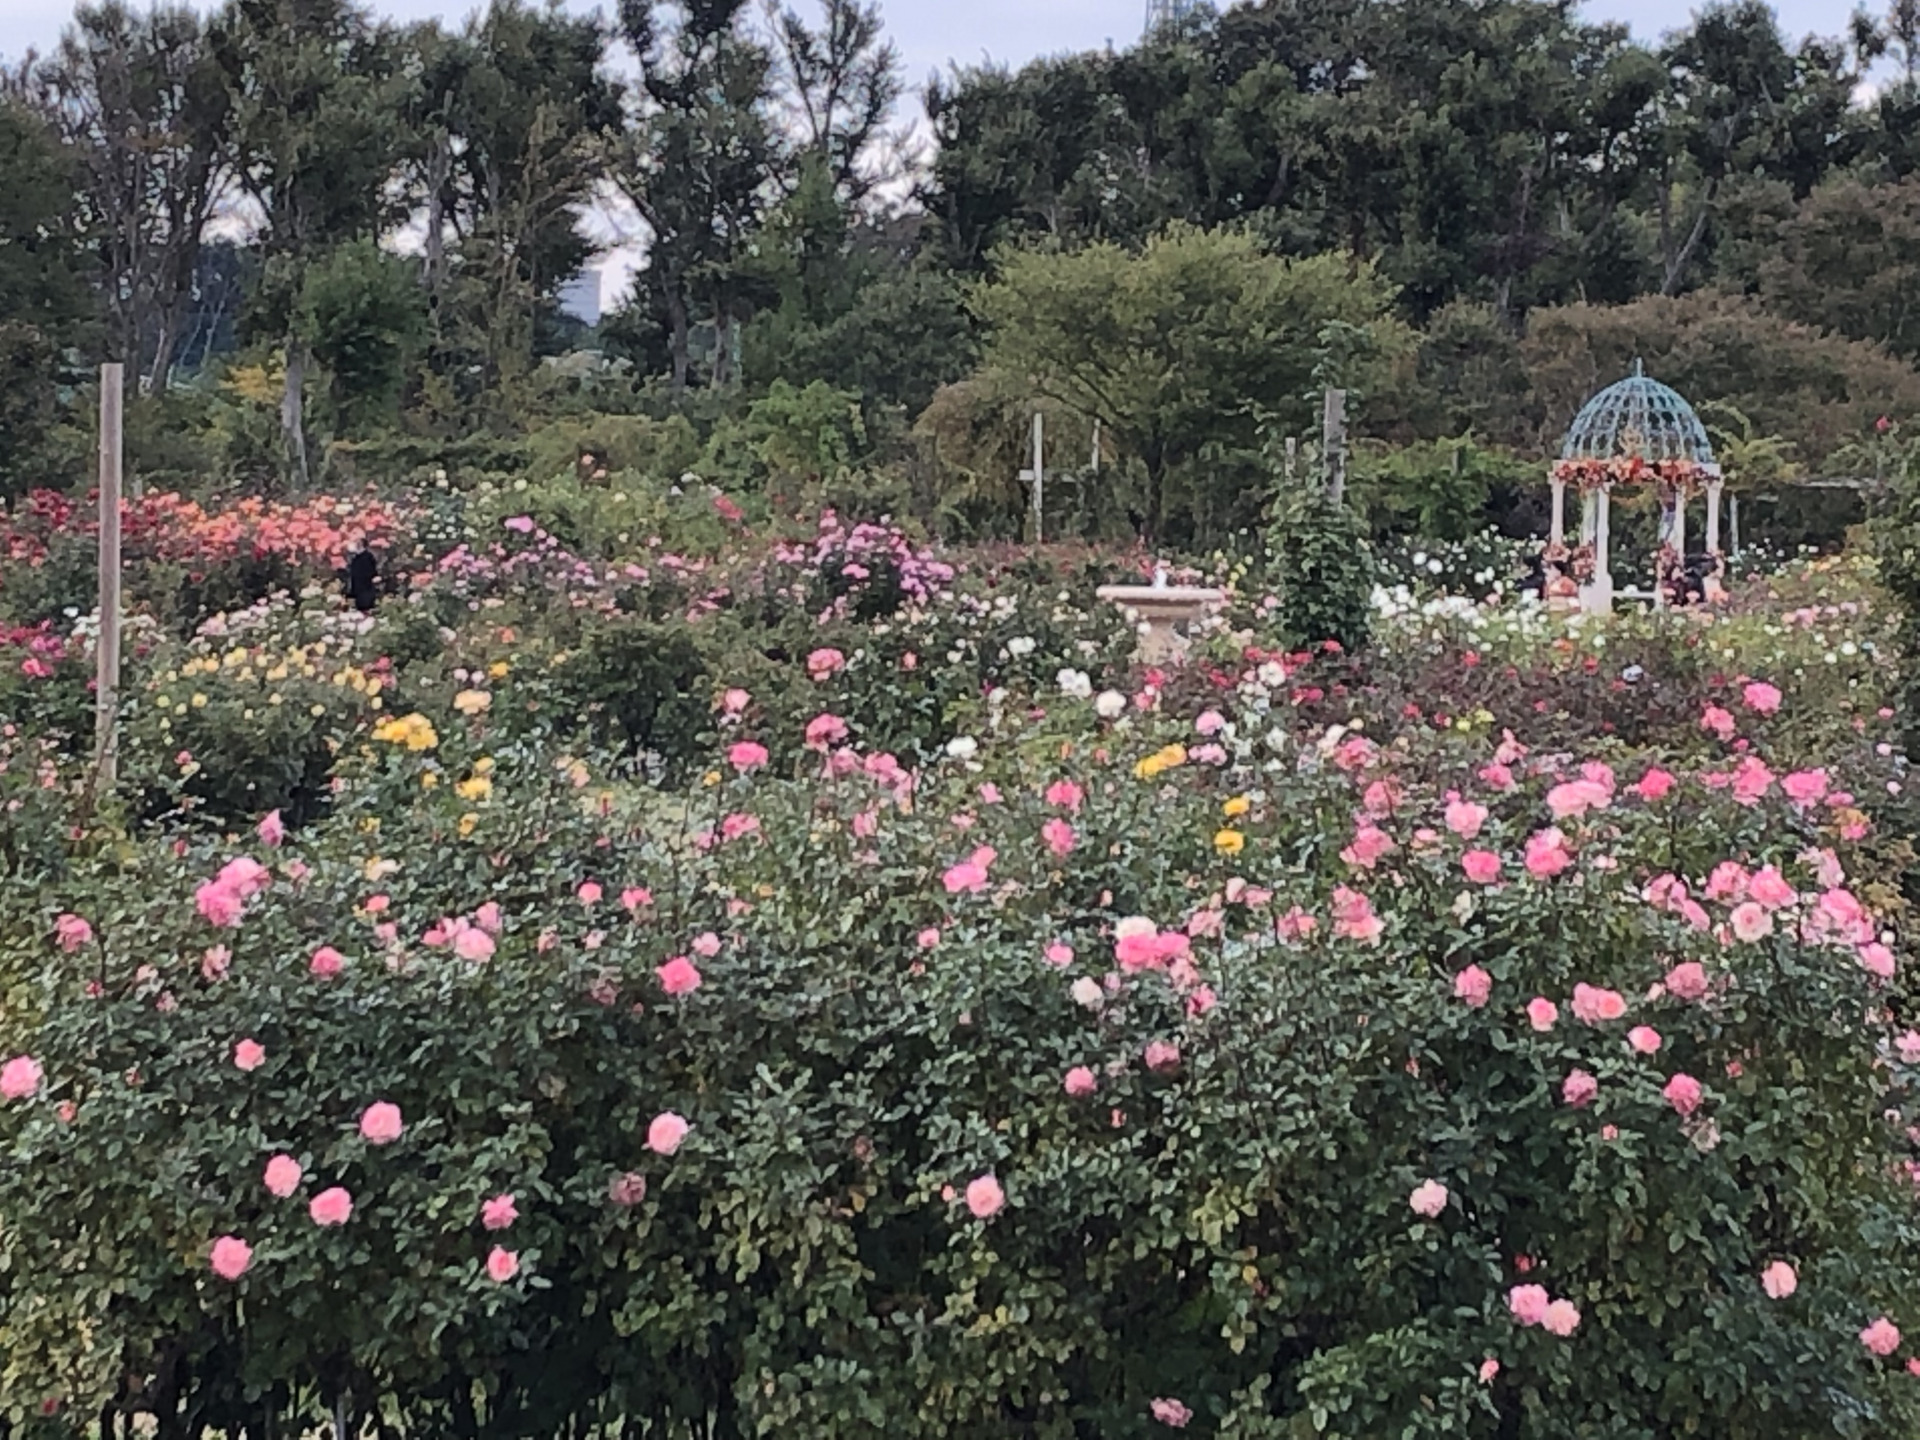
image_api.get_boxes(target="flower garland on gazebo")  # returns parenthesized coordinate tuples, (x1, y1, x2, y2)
(1550, 456, 1718, 493)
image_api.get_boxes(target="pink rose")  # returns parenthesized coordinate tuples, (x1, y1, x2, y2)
(1570, 983, 1627, 1024)
(1144, 1040, 1181, 1072)
(1562, 1069, 1598, 1108)
(209, 1236, 252, 1281)
(1045, 943, 1075, 967)
(1149, 1398, 1192, 1428)
(1526, 998, 1558, 1032)
(1861, 1318, 1902, 1357)
(1045, 779, 1084, 811)
(1742, 680, 1782, 715)
(1761, 1261, 1797, 1299)
(486, 1246, 520, 1283)
(1701, 704, 1736, 740)
(1462, 850, 1502, 885)
(1444, 799, 1487, 839)
(1453, 965, 1492, 1008)
(728, 741, 769, 772)
(609, 1171, 648, 1206)
(309, 945, 345, 978)
(1478, 1358, 1500, 1383)
(308, 1186, 353, 1227)
(233, 1039, 266, 1072)
(359, 1102, 404, 1145)
(1664, 962, 1709, 1001)
(965, 1173, 1005, 1218)
(1507, 1284, 1551, 1326)
(454, 928, 495, 962)
(1064, 1066, 1097, 1097)
(1860, 943, 1897, 980)
(1662, 1073, 1703, 1117)
(195, 881, 245, 927)
(804, 713, 848, 750)
(1523, 828, 1572, 878)
(1730, 902, 1773, 943)
(53, 913, 93, 952)
(1627, 1026, 1662, 1055)
(656, 957, 702, 996)
(648, 1111, 689, 1155)
(258, 810, 286, 846)
(1542, 1299, 1581, 1336)
(481, 1194, 518, 1231)
(1, 1055, 44, 1101)
(1409, 1179, 1448, 1217)
(1748, 866, 1797, 910)
(1632, 767, 1676, 801)
(1042, 818, 1077, 857)
(264, 1154, 302, 1198)
(577, 881, 603, 906)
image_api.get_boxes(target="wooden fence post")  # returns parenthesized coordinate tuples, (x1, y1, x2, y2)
(95, 363, 124, 789)
(1322, 388, 1348, 503)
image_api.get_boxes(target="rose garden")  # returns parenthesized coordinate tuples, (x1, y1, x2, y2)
(6, 0, 1920, 1430)
(4, 361, 1920, 1438)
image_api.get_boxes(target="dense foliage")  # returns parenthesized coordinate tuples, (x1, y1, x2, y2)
(4, 472, 1920, 1435)
(1, 0, 1918, 547)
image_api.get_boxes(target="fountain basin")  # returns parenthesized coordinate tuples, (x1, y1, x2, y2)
(1096, 584, 1225, 665)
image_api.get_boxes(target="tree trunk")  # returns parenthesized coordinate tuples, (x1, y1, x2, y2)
(710, 308, 731, 389)
(282, 335, 310, 488)
(425, 134, 451, 298)
(666, 288, 691, 393)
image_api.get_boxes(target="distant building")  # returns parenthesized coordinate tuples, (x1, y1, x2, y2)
(558, 265, 604, 327)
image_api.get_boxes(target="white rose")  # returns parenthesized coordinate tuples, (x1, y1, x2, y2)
(1070, 977, 1104, 1009)
(945, 736, 978, 760)
(1057, 668, 1093, 699)
(1094, 690, 1127, 720)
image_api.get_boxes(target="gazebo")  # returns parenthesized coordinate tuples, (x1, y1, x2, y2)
(1543, 361, 1725, 615)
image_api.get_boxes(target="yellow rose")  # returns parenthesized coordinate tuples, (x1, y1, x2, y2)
(488, 661, 510, 679)
(458, 813, 479, 838)
(455, 775, 491, 801)
(453, 689, 492, 716)
(1223, 796, 1251, 818)
(1214, 829, 1246, 855)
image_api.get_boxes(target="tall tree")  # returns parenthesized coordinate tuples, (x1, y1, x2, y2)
(765, 0, 903, 207)
(210, 0, 408, 484)
(1652, 2, 1859, 295)
(404, 2, 621, 407)
(614, 0, 776, 391)
(972, 225, 1409, 543)
(0, 97, 89, 491)
(11, 3, 232, 391)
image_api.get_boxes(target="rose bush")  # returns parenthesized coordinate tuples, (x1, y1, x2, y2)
(4, 643, 1920, 1437)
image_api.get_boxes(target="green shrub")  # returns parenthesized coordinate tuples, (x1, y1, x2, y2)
(2, 689, 1918, 1438)
(1265, 485, 1377, 652)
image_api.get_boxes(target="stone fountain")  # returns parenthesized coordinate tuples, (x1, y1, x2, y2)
(1095, 567, 1225, 665)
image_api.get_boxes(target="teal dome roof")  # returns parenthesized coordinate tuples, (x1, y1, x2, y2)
(1559, 360, 1718, 470)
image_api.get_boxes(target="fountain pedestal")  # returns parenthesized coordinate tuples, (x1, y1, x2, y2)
(1095, 584, 1224, 665)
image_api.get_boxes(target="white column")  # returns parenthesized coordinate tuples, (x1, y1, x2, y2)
(1704, 479, 1725, 599)
(1549, 477, 1566, 547)
(1583, 487, 1614, 615)
(1671, 492, 1687, 605)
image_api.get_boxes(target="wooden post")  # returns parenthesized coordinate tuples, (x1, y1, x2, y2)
(1322, 388, 1347, 503)
(1729, 493, 1740, 559)
(96, 363, 124, 788)
(1030, 412, 1043, 543)
(1017, 413, 1044, 544)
